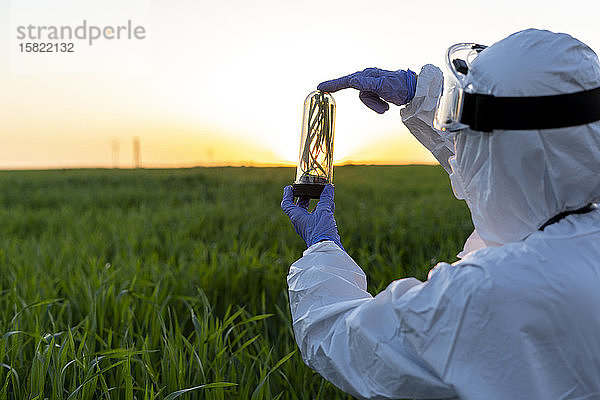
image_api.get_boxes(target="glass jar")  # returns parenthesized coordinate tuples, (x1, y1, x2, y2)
(292, 90, 336, 198)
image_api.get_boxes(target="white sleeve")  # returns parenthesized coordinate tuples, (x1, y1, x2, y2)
(400, 64, 454, 174)
(287, 241, 458, 400)
(401, 64, 487, 259)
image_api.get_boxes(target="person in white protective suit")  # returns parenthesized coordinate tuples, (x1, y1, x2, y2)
(280, 29, 600, 400)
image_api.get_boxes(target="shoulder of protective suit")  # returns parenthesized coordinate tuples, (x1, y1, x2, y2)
(423, 241, 536, 291)
(452, 241, 532, 275)
(446, 240, 547, 299)
(401, 245, 530, 339)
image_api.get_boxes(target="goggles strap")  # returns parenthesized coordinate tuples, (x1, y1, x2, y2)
(461, 86, 600, 132)
(539, 203, 598, 231)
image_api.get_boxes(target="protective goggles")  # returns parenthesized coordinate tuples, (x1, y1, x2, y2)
(433, 43, 600, 132)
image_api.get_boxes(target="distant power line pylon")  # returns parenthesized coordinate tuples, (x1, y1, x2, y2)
(111, 139, 120, 168)
(133, 137, 141, 168)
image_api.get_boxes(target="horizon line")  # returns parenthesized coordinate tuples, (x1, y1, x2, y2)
(0, 160, 438, 171)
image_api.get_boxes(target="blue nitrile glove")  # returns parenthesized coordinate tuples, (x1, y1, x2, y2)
(317, 68, 417, 114)
(281, 184, 344, 251)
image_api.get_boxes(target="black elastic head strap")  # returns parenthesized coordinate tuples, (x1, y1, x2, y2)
(539, 203, 598, 231)
(460, 86, 600, 132)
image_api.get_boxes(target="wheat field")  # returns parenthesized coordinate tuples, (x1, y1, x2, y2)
(0, 165, 472, 399)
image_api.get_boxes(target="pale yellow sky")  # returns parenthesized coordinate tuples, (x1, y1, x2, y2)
(1, 0, 599, 168)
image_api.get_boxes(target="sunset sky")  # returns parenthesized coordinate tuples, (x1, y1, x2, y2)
(1, 0, 599, 169)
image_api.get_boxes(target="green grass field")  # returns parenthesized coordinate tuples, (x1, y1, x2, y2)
(0, 165, 473, 399)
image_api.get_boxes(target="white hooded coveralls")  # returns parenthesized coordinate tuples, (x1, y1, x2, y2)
(287, 29, 600, 400)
